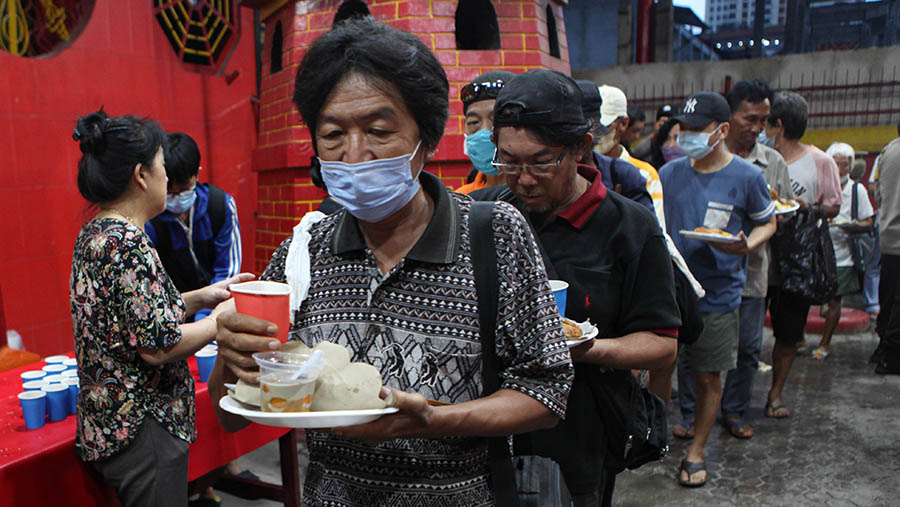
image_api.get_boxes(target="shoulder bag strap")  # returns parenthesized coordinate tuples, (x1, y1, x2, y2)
(470, 201, 520, 507)
(851, 182, 859, 221)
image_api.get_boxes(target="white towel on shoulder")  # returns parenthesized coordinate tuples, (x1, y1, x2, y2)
(284, 211, 326, 322)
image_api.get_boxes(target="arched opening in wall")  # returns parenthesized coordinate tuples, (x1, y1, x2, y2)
(270, 20, 283, 74)
(0, 0, 95, 58)
(455, 0, 501, 50)
(333, 0, 371, 28)
(546, 4, 561, 58)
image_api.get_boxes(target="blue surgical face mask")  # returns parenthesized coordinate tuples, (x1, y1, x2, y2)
(166, 187, 196, 214)
(464, 129, 499, 176)
(319, 142, 422, 223)
(676, 125, 722, 160)
(757, 130, 776, 148)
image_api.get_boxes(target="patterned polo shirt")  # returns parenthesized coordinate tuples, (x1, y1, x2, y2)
(260, 171, 573, 506)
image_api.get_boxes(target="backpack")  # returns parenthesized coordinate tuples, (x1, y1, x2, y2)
(849, 182, 875, 276)
(591, 368, 669, 474)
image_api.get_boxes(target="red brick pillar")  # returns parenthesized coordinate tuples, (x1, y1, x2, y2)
(253, 0, 569, 273)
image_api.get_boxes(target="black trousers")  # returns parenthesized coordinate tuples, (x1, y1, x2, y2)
(876, 254, 900, 359)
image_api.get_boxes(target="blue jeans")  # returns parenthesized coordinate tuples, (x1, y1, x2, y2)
(678, 297, 765, 421)
(864, 215, 881, 313)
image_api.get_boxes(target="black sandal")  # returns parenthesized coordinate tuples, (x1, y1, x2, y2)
(678, 459, 707, 488)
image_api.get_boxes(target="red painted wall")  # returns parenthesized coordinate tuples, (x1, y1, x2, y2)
(0, 1, 259, 356)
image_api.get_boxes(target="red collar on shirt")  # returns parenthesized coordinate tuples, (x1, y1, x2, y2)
(557, 165, 608, 229)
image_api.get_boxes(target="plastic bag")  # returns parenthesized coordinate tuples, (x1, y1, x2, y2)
(771, 207, 837, 304)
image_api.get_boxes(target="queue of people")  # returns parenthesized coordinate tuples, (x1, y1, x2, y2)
(67, 15, 899, 507)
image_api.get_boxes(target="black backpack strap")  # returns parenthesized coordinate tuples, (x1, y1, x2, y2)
(207, 183, 227, 238)
(470, 201, 520, 507)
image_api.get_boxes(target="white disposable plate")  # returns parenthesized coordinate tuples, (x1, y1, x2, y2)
(566, 321, 599, 348)
(219, 395, 398, 428)
(775, 202, 800, 215)
(679, 230, 742, 244)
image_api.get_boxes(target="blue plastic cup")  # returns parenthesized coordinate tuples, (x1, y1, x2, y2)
(61, 369, 78, 379)
(63, 358, 78, 370)
(42, 364, 67, 375)
(64, 378, 80, 415)
(18, 391, 47, 429)
(23, 380, 48, 392)
(195, 347, 217, 383)
(20, 370, 47, 387)
(549, 280, 569, 317)
(44, 355, 69, 366)
(44, 374, 65, 385)
(42, 384, 69, 422)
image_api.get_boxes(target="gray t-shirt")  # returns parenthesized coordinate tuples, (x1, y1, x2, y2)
(877, 137, 900, 255)
(740, 143, 794, 298)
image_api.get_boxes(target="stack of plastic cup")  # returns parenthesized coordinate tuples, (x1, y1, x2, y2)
(63, 358, 78, 370)
(44, 374, 65, 385)
(41, 384, 69, 422)
(20, 370, 47, 386)
(64, 377, 80, 415)
(61, 369, 78, 379)
(18, 391, 47, 429)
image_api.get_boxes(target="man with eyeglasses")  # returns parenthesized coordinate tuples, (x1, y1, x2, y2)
(146, 132, 242, 322)
(472, 69, 679, 507)
(456, 70, 516, 194)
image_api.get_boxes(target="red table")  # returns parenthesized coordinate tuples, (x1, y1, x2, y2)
(0, 356, 297, 506)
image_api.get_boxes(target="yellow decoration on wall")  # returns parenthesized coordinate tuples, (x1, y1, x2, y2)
(40, 0, 69, 41)
(0, 0, 30, 56)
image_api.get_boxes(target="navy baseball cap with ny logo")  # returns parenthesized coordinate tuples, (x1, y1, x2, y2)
(674, 92, 731, 129)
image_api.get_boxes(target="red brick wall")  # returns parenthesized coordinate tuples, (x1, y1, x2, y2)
(254, 0, 570, 273)
(0, 2, 259, 356)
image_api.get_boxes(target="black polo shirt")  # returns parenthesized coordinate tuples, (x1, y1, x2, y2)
(472, 165, 680, 338)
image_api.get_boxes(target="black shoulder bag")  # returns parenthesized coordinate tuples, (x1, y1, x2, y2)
(469, 201, 520, 507)
(849, 182, 875, 276)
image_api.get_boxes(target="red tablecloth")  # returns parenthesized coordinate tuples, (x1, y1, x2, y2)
(0, 355, 289, 505)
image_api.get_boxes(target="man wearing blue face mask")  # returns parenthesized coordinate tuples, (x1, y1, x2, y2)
(146, 132, 242, 321)
(456, 70, 516, 195)
(659, 91, 776, 488)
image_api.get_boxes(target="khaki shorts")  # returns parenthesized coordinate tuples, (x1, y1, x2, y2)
(683, 308, 740, 372)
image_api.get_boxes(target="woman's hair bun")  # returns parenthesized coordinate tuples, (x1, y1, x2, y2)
(74, 110, 110, 156)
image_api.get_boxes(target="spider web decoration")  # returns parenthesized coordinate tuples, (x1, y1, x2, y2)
(153, 0, 240, 73)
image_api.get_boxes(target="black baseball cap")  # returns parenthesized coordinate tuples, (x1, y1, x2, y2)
(674, 92, 731, 129)
(461, 70, 517, 114)
(657, 104, 674, 119)
(575, 80, 610, 136)
(493, 70, 586, 128)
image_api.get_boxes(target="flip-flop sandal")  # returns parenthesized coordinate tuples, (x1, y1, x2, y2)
(672, 419, 695, 439)
(811, 347, 829, 360)
(765, 402, 790, 419)
(722, 418, 755, 438)
(678, 459, 707, 488)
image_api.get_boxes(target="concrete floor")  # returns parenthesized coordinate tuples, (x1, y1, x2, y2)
(215, 317, 900, 506)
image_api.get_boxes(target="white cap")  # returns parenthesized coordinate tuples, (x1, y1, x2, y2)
(599, 85, 628, 127)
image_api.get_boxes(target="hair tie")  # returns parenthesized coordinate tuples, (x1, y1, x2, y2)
(72, 128, 82, 141)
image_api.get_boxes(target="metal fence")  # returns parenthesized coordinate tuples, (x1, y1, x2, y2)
(627, 64, 900, 130)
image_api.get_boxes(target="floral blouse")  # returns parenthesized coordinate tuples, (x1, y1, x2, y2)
(70, 217, 193, 462)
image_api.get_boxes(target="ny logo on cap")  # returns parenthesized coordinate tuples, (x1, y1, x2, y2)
(684, 98, 698, 114)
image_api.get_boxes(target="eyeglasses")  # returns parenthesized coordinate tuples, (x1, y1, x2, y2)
(461, 80, 507, 103)
(491, 149, 568, 177)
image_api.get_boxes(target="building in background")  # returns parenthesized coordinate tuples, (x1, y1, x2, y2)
(705, 0, 786, 32)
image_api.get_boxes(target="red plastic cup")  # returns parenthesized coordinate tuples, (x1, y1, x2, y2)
(230, 281, 291, 343)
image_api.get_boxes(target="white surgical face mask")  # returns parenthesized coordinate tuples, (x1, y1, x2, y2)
(677, 125, 722, 160)
(166, 187, 196, 214)
(319, 142, 422, 223)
